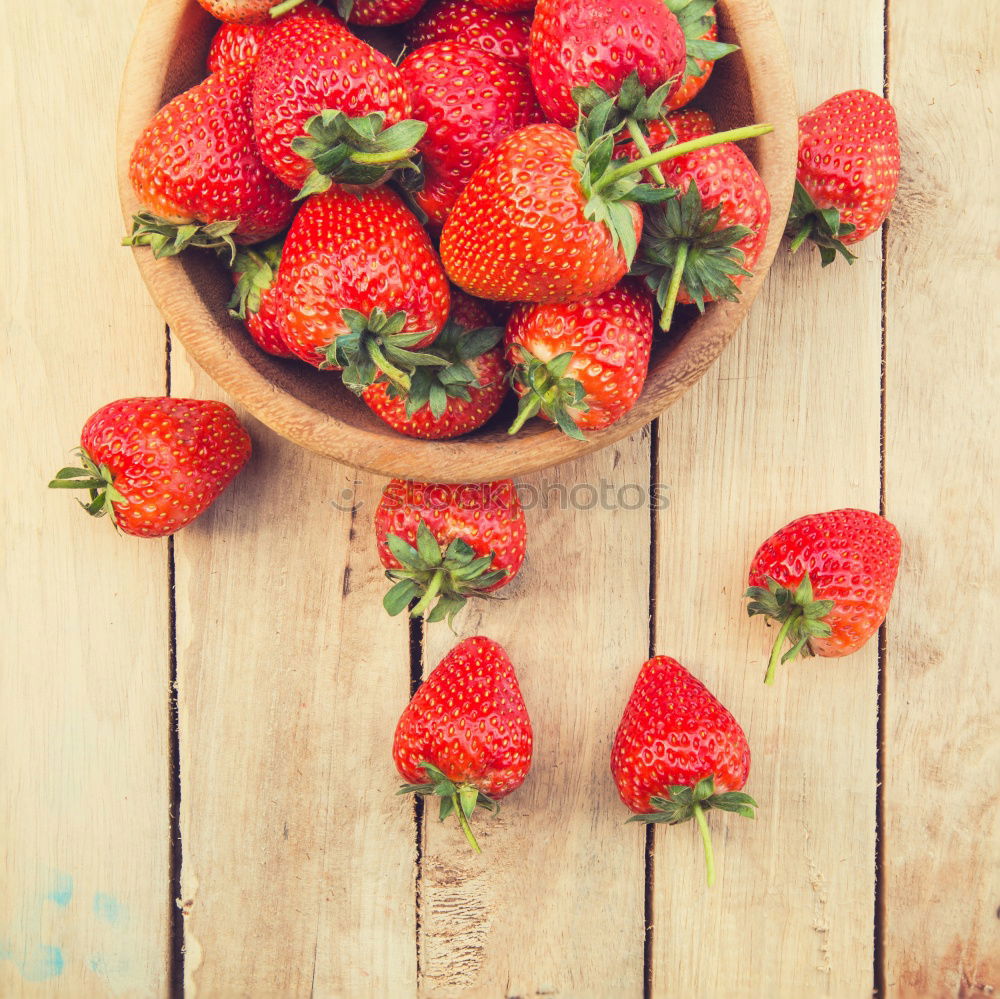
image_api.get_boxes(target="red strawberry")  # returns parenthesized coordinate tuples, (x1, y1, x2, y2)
(745, 508, 901, 684)
(50, 399, 251, 538)
(633, 141, 771, 329)
(475, 0, 534, 10)
(197, 0, 277, 24)
(229, 239, 294, 357)
(250, 6, 421, 193)
(506, 279, 653, 438)
(340, 0, 428, 24)
(528, 0, 686, 128)
(375, 478, 526, 622)
(614, 108, 717, 175)
(274, 185, 450, 390)
(400, 41, 543, 225)
(362, 292, 508, 438)
(662, 0, 738, 111)
(611, 656, 755, 886)
(787, 89, 900, 265)
(394, 635, 533, 852)
(406, 0, 533, 67)
(125, 63, 295, 259)
(207, 21, 270, 73)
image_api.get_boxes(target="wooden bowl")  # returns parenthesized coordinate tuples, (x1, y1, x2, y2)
(117, 0, 797, 482)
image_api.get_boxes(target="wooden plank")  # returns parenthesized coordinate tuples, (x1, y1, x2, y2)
(0, 2, 171, 997)
(649, 0, 885, 993)
(418, 438, 651, 998)
(170, 356, 416, 996)
(882, 2, 1000, 995)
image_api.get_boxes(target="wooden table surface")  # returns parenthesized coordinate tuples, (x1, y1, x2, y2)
(2, 0, 997, 996)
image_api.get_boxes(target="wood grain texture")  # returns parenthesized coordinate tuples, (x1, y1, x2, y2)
(0, 1, 171, 996)
(649, 0, 886, 994)
(882, 2, 1000, 995)
(116, 0, 797, 483)
(170, 356, 417, 997)
(418, 439, 651, 998)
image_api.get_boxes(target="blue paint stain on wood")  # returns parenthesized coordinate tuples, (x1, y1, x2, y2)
(93, 893, 127, 927)
(46, 872, 74, 907)
(0, 941, 64, 981)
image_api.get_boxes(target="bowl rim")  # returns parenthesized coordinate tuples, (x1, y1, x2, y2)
(117, 0, 798, 483)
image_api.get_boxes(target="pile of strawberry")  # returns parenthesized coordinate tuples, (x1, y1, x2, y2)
(51, 0, 905, 882)
(123, 0, 786, 441)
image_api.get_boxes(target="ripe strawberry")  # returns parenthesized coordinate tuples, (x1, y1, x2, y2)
(662, 0, 738, 111)
(506, 279, 653, 438)
(49, 399, 251, 538)
(274, 185, 450, 390)
(228, 239, 294, 357)
(125, 63, 295, 259)
(632, 141, 771, 329)
(207, 21, 270, 73)
(745, 508, 901, 684)
(339, 0, 428, 24)
(406, 0, 533, 67)
(787, 89, 900, 265)
(197, 0, 278, 24)
(400, 41, 543, 225)
(394, 635, 533, 852)
(614, 108, 716, 177)
(611, 656, 755, 886)
(362, 292, 508, 438)
(375, 478, 526, 622)
(251, 6, 421, 193)
(475, 0, 534, 10)
(528, 0, 686, 128)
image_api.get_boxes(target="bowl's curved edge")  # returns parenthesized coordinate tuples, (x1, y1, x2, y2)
(116, 0, 797, 484)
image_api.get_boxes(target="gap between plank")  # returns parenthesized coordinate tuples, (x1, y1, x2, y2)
(873, 5, 891, 994)
(409, 615, 425, 986)
(643, 418, 661, 999)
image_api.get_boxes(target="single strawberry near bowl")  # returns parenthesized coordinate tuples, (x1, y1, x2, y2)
(406, 0, 533, 67)
(363, 292, 508, 439)
(611, 655, 756, 886)
(632, 140, 771, 330)
(125, 62, 295, 260)
(375, 477, 526, 624)
(250, 4, 424, 194)
(49, 399, 251, 539)
(506, 279, 653, 439)
(394, 635, 533, 852)
(274, 184, 450, 391)
(787, 89, 900, 265)
(745, 508, 902, 684)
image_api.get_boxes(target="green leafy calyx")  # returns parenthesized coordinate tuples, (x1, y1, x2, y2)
(123, 213, 240, 265)
(292, 111, 427, 199)
(383, 521, 509, 627)
(632, 179, 753, 329)
(228, 237, 282, 320)
(507, 347, 590, 441)
(397, 762, 498, 853)
(785, 179, 858, 266)
(49, 448, 126, 531)
(664, 0, 740, 78)
(321, 307, 445, 394)
(744, 572, 835, 684)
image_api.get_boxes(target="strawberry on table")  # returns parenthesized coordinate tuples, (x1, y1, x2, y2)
(400, 41, 543, 225)
(745, 508, 902, 684)
(632, 141, 771, 329)
(611, 656, 756, 886)
(125, 63, 295, 260)
(49, 399, 251, 539)
(363, 292, 508, 439)
(406, 0, 533, 67)
(394, 636, 533, 852)
(251, 5, 424, 194)
(662, 0, 738, 111)
(274, 184, 450, 391)
(506, 279, 653, 438)
(207, 21, 271, 73)
(375, 478, 526, 623)
(228, 238, 294, 357)
(787, 89, 900, 265)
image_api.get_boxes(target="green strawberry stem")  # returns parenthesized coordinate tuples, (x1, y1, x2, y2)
(593, 124, 774, 193)
(659, 240, 689, 330)
(692, 802, 715, 887)
(764, 608, 802, 685)
(269, 0, 307, 16)
(625, 120, 666, 187)
(452, 793, 482, 853)
(409, 568, 444, 618)
(787, 224, 812, 254)
(367, 340, 412, 393)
